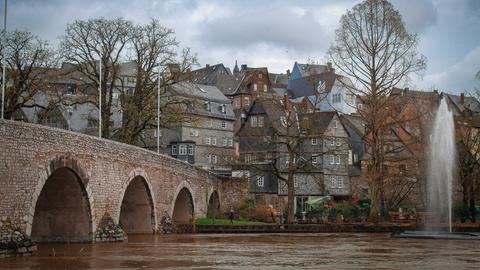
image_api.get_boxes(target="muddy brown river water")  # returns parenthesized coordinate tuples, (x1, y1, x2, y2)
(1, 233, 479, 269)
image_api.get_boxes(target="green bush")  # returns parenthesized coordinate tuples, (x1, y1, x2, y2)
(328, 203, 361, 222)
(453, 203, 472, 222)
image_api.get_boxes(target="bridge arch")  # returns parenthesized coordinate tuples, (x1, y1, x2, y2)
(28, 156, 94, 242)
(117, 169, 156, 233)
(171, 181, 195, 223)
(207, 190, 221, 219)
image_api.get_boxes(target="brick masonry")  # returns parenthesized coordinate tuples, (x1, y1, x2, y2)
(0, 120, 221, 242)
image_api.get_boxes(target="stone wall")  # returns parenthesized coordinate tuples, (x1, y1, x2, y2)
(0, 120, 213, 242)
(216, 177, 250, 213)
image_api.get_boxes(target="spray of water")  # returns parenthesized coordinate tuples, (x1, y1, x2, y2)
(427, 98, 455, 232)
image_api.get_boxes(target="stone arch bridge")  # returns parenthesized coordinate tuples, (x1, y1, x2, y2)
(0, 120, 223, 242)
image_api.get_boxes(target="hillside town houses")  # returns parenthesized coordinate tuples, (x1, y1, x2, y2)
(8, 59, 480, 217)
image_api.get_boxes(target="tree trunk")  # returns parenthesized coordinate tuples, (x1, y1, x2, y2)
(286, 175, 295, 224)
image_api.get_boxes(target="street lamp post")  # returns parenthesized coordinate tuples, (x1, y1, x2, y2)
(98, 54, 102, 138)
(157, 68, 161, 153)
(1, 0, 7, 120)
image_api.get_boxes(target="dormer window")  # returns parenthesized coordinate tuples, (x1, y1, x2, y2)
(205, 101, 211, 112)
(219, 104, 226, 114)
(244, 97, 250, 107)
(258, 73, 263, 79)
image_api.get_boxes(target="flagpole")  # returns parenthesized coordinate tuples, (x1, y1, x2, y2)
(1, 0, 7, 119)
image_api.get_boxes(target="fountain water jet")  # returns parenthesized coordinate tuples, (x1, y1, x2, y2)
(392, 98, 480, 240)
(427, 98, 455, 232)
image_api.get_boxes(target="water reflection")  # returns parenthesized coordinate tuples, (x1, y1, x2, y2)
(2, 233, 480, 269)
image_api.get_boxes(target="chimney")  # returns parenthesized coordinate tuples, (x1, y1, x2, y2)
(326, 62, 332, 71)
(460, 92, 465, 104)
(206, 64, 210, 68)
(241, 64, 247, 71)
(286, 69, 291, 77)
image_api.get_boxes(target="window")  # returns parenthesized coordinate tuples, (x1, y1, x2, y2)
(330, 176, 336, 188)
(205, 102, 211, 111)
(228, 138, 233, 147)
(358, 103, 363, 110)
(188, 145, 194, 155)
(337, 177, 344, 188)
(251, 115, 258, 127)
(336, 155, 341, 165)
(257, 176, 264, 187)
(154, 129, 161, 138)
(223, 138, 228, 146)
(220, 104, 226, 114)
(346, 94, 354, 104)
(332, 93, 341, 103)
(258, 73, 263, 79)
(112, 92, 119, 99)
(179, 145, 187, 155)
(311, 138, 318, 145)
(280, 116, 287, 127)
(190, 128, 199, 137)
(212, 137, 217, 145)
(171, 145, 177, 155)
(330, 155, 335, 165)
(330, 137, 335, 146)
(263, 84, 267, 92)
(209, 119, 214, 127)
(349, 150, 353, 165)
(333, 120, 338, 128)
(253, 84, 257, 91)
(258, 116, 264, 127)
(353, 153, 358, 163)
(205, 137, 211, 145)
(66, 84, 77, 95)
(312, 154, 319, 164)
(221, 120, 227, 129)
(294, 176, 299, 188)
(336, 138, 341, 146)
(208, 154, 217, 164)
(244, 97, 250, 107)
(234, 98, 240, 108)
(400, 164, 407, 174)
(285, 156, 296, 165)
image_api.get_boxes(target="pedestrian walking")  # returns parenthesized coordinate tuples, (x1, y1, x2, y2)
(229, 209, 235, 224)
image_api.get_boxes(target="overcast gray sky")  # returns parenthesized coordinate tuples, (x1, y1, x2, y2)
(8, 0, 480, 94)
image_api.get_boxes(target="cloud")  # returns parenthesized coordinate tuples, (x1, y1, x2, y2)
(194, 6, 329, 53)
(418, 46, 480, 93)
(391, 0, 437, 34)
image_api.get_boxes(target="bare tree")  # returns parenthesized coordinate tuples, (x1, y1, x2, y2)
(328, 0, 426, 221)
(0, 30, 55, 119)
(239, 97, 349, 223)
(59, 17, 133, 138)
(117, 19, 198, 145)
(457, 101, 480, 222)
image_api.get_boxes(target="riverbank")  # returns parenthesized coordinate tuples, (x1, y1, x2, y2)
(186, 222, 480, 234)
